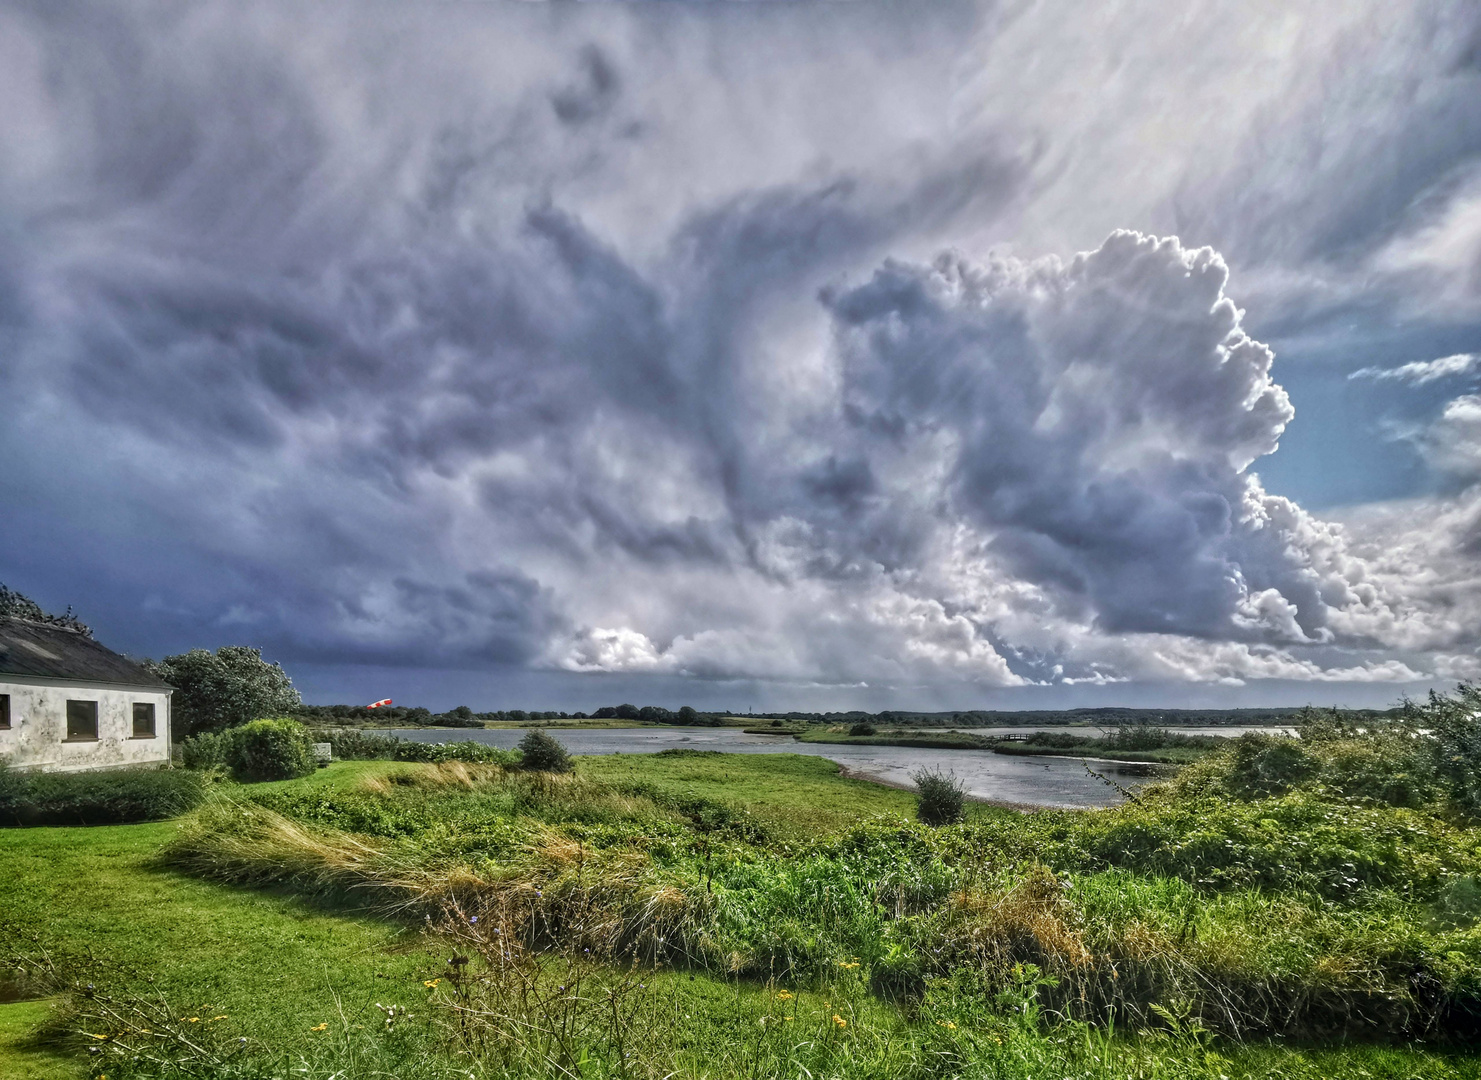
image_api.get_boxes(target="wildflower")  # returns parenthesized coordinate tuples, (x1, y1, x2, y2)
(186, 1017, 200, 1023)
(937, 1020, 957, 1030)
(311, 1023, 329, 1032)
(775, 990, 794, 1001)
(838, 961, 860, 970)
(833, 1015, 847, 1028)
(212, 1016, 227, 1022)
(469, 916, 478, 924)
(424, 979, 442, 988)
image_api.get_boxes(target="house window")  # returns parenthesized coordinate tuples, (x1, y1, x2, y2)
(0, 694, 9, 729)
(65, 700, 99, 741)
(132, 702, 156, 738)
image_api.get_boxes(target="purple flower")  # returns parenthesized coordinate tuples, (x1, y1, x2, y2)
(469, 916, 479, 924)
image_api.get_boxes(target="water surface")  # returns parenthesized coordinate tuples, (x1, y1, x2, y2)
(380, 725, 1279, 809)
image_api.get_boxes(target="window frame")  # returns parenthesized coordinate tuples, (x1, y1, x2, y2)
(131, 701, 157, 739)
(65, 699, 99, 742)
(0, 693, 10, 730)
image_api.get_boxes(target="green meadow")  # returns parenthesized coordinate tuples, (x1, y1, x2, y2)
(6, 705, 1481, 1078)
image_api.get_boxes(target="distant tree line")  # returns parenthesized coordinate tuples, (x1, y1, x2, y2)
(590, 704, 713, 725)
(290, 703, 598, 727)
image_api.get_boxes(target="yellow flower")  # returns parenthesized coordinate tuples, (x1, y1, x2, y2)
(186, 1017, 200, 1023)
(937, 1020, 957, 1030)
(423, 978, 442, 988)
(832, 1015, 847, 1028)
(212, 1016, 227, 1022)
(311, 1023, 329, 1032)
(838, 961, 860, 970)
(775, 990, 794, 1000)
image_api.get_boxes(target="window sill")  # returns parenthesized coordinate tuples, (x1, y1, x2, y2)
(129, 734, 158, 740)
(62, 737, 100, 743)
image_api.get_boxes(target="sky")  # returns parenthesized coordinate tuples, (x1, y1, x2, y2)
(2, 1, 1481, 712)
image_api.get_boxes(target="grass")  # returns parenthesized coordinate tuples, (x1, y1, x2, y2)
(990, 742, 1211, 764)
(797, 726, 1224, 764)
(0, 811, 430, 1062)
(8, 743, 1481, 1078)
(798, 728, 999, 751)
(579, 750, 930, 837)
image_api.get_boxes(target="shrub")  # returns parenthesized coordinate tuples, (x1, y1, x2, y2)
(1220, 733, 1321, 797)
(849, 722, 877, 736)
(228, 718, 317, 782)
(392, 741, 519, 765)
(518, 729, 573, 773)
(0, 765, 206, 826)
(912, 767, 965, 826)
(178, 729, 234, 770)
(322, 728, 403, 760)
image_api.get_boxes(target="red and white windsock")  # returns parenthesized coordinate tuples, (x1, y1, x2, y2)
(366, 699, 393, 709)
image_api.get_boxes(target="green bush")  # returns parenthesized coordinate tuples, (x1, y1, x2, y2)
(518, 729, 573, 772)
(0, 764, 206, 826)
(177, 728, 234, 770)
(912, 768, 965, 826)
(228, 718, 317, 782)
(322, 728, 404, 760)
(849, 722, 878, 736)
(392, 741, 518, 765)
(1221, 733, 1321, 797)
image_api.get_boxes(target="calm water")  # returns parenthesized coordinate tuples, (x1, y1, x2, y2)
(381, 725, 1288, 809)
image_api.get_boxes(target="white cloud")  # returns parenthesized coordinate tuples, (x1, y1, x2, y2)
(1349, 353, 1480, 385)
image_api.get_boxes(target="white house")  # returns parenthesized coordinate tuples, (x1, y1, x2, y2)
(0, 617, 173, 772)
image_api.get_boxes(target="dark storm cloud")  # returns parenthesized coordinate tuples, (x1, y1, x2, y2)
(2, 0, 1477, 696)
(552, 45, 622, 127)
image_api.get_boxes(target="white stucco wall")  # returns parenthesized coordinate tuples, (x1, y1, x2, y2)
(0, 677, 172, 772)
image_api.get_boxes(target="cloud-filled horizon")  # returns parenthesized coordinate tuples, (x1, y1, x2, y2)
(2, 1, 1480, 711)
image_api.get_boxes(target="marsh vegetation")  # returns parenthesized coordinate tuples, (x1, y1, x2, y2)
(5, 689, 1481, 1078)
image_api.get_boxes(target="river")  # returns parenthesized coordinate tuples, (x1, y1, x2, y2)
(380, 725, 1291, 809)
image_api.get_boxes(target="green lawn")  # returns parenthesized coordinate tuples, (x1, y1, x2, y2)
(0, 807, 431, 1075)
(578, 750, 947, 837)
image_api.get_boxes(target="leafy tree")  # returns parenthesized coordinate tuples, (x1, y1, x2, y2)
(677, 706, 699, 724)
(0, 583, 92, 637)
(146, 646, 301, 737)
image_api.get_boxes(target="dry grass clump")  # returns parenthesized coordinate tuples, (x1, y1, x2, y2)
(162, 794, 714, 966)
(358, 761, 511, 794)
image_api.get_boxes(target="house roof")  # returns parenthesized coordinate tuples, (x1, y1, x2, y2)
(0, 618, 172, 689)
